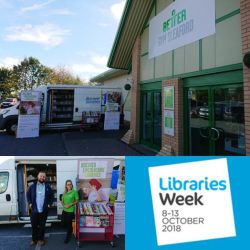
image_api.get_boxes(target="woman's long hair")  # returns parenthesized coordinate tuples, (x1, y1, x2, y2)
(64, 179, 73, 194)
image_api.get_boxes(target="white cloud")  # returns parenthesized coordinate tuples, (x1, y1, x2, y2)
(71, 63, 108, 79)
(20, 0, 54, 13)
(70, 55, 109, 80)
(110, 1, 125, 21)
(5, 23, 70, 48)
(71, 64, 104, 74)
(97, 23, 109, 27)
(51, 9, 74, 16)
(0, 0, 6, 5)
(91, 56, 108, 66)
(0, 57, 21, 68)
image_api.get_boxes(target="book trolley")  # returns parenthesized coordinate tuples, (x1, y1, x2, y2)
(80, 111, 102, 131)
(75, 202, 115, 247)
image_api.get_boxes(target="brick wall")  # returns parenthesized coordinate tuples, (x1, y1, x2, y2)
(241, 0, 250, 155)
(157, 79, 184, 155)
(121, 36, 141, 144)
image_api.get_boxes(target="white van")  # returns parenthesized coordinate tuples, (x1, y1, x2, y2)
(0, 156, 124, 224)
(0, 85, 122, 134)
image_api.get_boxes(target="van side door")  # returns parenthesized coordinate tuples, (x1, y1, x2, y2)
(73, 88, 102, 122)
(0, 157, 17, 222)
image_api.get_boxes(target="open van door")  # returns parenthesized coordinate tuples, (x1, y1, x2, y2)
(0, 157, 17, 223)
(16, 160, 57, 222)
(56, 160, 78, 217)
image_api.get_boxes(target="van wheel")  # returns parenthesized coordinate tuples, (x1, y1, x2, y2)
(6, 120, 18, 135)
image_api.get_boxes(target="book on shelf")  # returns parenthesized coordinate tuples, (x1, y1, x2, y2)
(80, 215, 109, 227)
(82, 111, 101, 117)
(79, 202, 113, 216)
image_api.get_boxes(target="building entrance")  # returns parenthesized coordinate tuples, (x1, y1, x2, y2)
(187, 85, 245, 155)
(141, 91, 162, 149)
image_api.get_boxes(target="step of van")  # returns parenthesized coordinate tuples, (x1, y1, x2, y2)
(42, 123, 80, 130)
(19, 216, 60, 223)
(23, 223, 52, 228)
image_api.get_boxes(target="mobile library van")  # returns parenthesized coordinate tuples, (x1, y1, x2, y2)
(0, 85, 122, 134)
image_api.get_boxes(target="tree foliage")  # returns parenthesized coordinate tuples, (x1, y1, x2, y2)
(11, 57, 51, 91)
(0, 57, 86, 100)
(0, 67, 13, 100)
(48, 65, 83, 85)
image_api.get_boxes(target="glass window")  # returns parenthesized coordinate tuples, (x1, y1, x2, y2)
(0, 172, 9, 194)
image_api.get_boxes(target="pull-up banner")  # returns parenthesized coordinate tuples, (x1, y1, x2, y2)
(149, 0, 215, 59)
(16, 91, 41, 138)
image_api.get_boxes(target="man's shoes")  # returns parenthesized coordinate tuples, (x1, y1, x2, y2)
(38, 240, 45, 246)
(30, 240, 37, 246)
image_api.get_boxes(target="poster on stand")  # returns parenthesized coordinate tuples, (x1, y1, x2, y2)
(104, 112, 120, 130)
(114, 202, 125, 234)
(102, 90, 122, 112)
(105, 91, 121, 106)
(77, 159, 114, 202)
(16, 91, 41, 138)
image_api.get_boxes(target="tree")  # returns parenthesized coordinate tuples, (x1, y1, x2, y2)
(0, 58, 88, 99)
(48, 65, 84, 85)
(11, 57, 51, 92)
(0, 67, 13, 100)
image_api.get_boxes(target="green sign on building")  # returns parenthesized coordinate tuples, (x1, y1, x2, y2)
(164, 86, 174, 109)
(164, 110, 174, 136)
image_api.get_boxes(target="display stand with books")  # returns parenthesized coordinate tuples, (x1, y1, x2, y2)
(80, 111, 102, 131)
(75, 202, 114, 247)
(75, 159, 116, 247)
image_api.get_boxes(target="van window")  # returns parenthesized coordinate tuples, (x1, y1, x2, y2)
(0, 172, 9, 194)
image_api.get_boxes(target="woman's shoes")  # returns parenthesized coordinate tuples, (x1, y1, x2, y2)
(64, 235, 71, 244)
(64, 238, 69, 244)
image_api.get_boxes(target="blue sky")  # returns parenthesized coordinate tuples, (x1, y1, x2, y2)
(0, 0, 125, 80)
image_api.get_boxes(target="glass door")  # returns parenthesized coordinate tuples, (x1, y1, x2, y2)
(141, 91, 162, 149)
(142, 92, 152, 144)
(213, 86, 245, 155)
(153, 92, 162, 146)
(188, 88, 210, 155)
(187, 85, 245, 155)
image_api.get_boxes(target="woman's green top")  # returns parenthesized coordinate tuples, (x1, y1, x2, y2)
(62, 189, 79, 213)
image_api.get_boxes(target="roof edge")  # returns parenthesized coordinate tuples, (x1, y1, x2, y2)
(107, 0, 133, 69)
(90, 69, 129, 83)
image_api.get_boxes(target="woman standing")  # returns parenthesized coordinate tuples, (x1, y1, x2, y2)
(61, 180, 79, 244)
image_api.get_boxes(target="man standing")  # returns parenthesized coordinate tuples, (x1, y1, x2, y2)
(27, 171, 53, 246)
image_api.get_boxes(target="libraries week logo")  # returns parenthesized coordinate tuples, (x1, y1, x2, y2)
(148, 158, 236, 246)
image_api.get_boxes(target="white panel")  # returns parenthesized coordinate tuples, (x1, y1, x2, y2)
(141, 28, 149, 55)
(184, 41, 199, 73)
(73, 88, 102, 121)
(202, 34, 216, 69)
(216, 0, 240, 19)
(155, 51, 172, 78)
(216, 14, 242, 67)
(56, 160, 78, 215)
(140, 56, 154, 81)
(174, 47, 185, 75)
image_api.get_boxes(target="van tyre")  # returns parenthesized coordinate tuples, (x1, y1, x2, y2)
(6, 120, 18, 135)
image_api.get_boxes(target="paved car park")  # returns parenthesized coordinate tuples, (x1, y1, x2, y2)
(0, 224, 124, 250)
(0, 129, 156, 156)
